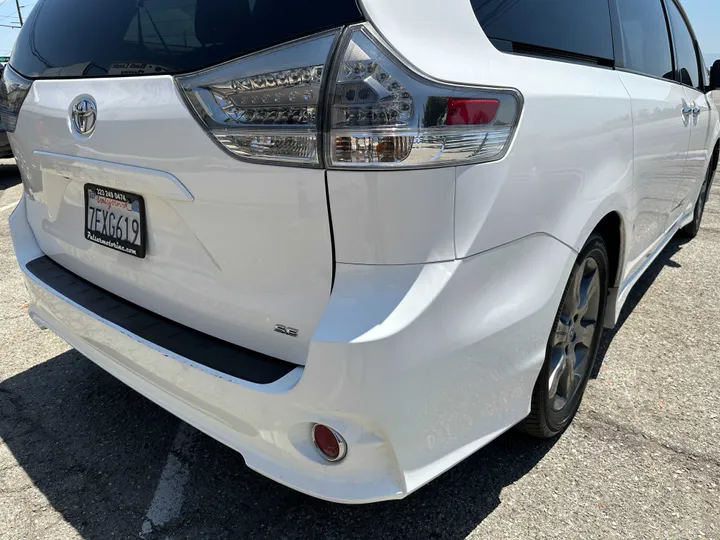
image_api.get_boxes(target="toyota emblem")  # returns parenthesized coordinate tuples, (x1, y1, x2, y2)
(71, 97, 97, 136)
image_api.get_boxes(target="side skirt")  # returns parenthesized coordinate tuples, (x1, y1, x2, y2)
(603, 211, 690, 328)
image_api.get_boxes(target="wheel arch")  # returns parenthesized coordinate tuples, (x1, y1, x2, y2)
(592, 212, 624, 291)
(572, 195, 630, 288)
(710, 139, 720, 180)
(572, 203, 630, 329)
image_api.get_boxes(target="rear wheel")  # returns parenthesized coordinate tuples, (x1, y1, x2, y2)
(520, 234, 609, 438)
(679, 179, 710, 239)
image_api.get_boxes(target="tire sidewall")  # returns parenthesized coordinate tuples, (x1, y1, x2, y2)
(683, 171, 712, 239)
(694, 181, 709, 233)
(542, 235, 610, 434)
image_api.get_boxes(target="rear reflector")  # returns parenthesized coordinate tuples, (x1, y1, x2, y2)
(312, 424, 347, 462)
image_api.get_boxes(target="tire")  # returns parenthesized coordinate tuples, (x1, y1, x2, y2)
(519, 233, 609, 438)
(679, 178, 710, 240)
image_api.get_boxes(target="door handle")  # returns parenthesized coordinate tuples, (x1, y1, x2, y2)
(692, 105, 701, 116)
(682, 105, 693, 116)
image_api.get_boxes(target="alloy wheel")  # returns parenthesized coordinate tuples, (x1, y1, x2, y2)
(547, 257, 602, 412)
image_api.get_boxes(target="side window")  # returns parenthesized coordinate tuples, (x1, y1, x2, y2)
(615, 0, 674, 80)
(470, 0, 614, 62)
(666, 0, 702, 90)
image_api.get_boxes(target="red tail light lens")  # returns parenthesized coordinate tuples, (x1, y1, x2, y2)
(445, 98, 500, 126)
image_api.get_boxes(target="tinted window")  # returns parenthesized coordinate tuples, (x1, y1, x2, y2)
(470, 0, 614, 61)
(617, 0, 675, 80)
(10, 0, 363, 79)
(666, 0, 702, 89)
(615, 0, 673, 80)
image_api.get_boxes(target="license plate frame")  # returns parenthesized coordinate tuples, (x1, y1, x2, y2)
(84, 184, 147, 258)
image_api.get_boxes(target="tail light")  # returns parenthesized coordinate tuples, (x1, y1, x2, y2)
(177, 24, 521, 169)
(177, 30, 339, 167)
(0, 66, 33, 133)
(325, 26, 521, 168)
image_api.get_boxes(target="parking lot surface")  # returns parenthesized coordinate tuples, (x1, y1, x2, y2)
(1, 159, 719, 539)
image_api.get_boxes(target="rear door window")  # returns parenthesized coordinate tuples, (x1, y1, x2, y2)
(614, 0, 674, 80)
(665, 0, 703, 90)
(469, 0, 615, 62)
(10, 0, 363, 79)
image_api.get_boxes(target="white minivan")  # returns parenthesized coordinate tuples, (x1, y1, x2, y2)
(5, 0, 720, 503)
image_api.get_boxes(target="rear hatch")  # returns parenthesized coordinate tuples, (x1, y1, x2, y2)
(7, 0, 363, 365)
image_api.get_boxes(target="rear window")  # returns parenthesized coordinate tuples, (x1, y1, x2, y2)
(470, 0, 615, 62)
(10, 0, 363, 79)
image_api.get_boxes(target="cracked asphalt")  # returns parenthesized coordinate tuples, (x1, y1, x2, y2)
(1, 158, 719, 539)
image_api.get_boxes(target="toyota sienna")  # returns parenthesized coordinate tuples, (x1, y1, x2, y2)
(5, 0, 720, 503)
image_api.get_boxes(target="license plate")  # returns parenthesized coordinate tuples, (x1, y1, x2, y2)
(84, 184, 147, 258)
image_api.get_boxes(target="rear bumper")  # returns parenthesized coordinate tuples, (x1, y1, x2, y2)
(10, 194, 576, 503)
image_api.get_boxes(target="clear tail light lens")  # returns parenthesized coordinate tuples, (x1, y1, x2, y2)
(325, 26, 521, 168)
(177, 30, 339, 167)
(0, 66, 33, 133)
(177, 24, 521, 169)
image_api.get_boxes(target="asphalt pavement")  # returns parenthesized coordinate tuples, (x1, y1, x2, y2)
(1, 158, 718, 539)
